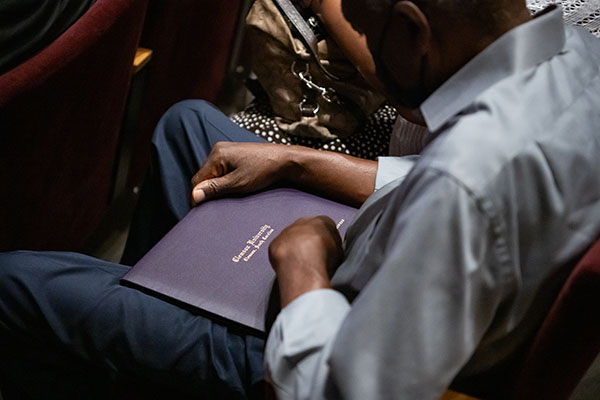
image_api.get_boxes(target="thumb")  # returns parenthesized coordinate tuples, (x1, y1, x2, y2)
(191, 175, 234, 205)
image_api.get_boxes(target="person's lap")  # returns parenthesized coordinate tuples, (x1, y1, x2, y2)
(122, 100, 267, 264)
(0, 100, 267, 399)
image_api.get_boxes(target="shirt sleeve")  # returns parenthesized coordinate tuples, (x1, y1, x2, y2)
(265, 167, 511, 399)
(375, 155, 419, 190)
(265, 289, 350, 400)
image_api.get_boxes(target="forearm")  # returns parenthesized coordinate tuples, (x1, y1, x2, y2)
(309, 0, 383, 93)
(269, 215, 345, 307)
(307, 0, 427, 125)
(272, 247, 331, 307)
(282, 144, 377, 207)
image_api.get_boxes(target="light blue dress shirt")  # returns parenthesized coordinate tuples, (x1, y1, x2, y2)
(265, 7, 600, 399)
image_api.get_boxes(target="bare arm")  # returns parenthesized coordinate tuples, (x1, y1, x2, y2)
(305, 0, 426, 124)
(285, 143, 377, 205)
(190, 142, 376, 208)
(309, 0, 385, 94)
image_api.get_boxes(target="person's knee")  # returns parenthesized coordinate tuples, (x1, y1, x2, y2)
(0, 251, 40, 326)
(153, 99, 216, 145)
(165, 99, 215, 121)
(0, 251, 33, 283)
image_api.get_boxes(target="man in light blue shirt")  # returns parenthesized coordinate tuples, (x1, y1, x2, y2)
(264, 1, 600, 399)
(0, 0, 599, 399)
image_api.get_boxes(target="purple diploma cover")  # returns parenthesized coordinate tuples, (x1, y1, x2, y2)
(121, 188, 357, 334)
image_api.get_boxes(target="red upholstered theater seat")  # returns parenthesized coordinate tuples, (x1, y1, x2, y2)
(451, 238, 600, 400)
(0, 0, 149, 251)
(124, 0, 246, 191)
(511, 238, 600, 399)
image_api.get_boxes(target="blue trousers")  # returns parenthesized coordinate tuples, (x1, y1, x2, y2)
(0, 101, 267, 399)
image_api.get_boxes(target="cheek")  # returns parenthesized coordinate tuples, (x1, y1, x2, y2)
(375, 51, 425, 109)
(381, 40, 420, 88)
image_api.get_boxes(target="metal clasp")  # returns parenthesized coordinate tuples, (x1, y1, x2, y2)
(291, 61, 341, 106)
(298, 96, 320, 116)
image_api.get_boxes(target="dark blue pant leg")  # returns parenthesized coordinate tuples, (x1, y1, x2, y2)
(121, 100, 266, 265)
(0, 251, 265, 399)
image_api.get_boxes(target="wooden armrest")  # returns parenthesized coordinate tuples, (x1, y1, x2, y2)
(133, 47, 152, 74)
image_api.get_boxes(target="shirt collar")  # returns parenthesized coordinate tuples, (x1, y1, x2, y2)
(420, 6, 566, 133)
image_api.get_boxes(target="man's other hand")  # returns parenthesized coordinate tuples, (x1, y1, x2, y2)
(269, 216, 344, 307)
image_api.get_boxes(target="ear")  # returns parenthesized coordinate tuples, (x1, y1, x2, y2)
(390, 1, 432, 56)
(377, 1, 433, 108)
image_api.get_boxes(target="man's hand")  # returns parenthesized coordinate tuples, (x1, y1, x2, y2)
(190, 142, 291, 205)
(269, 216, 344, 307)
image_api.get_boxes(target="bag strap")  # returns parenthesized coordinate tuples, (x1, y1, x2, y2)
(271, 0, 342, 80)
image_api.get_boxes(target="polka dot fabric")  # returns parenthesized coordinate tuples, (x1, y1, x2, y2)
(231, 100, 397, 160)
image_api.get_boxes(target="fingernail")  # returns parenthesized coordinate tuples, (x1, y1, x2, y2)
(193, 188, 205, 204)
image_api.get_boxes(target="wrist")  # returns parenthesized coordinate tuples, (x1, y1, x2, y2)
(277, 265, 331, 307)
(279, 145, 318, 185)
